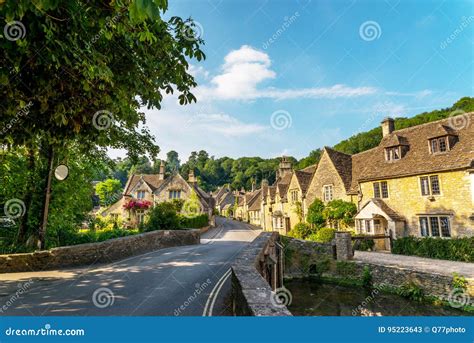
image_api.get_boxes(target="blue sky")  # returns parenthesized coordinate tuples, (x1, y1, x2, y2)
(136, 0, 473, 161)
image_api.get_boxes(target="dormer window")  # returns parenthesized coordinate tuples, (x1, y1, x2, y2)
(137, 191, 146, 199)
(385, 147, 401, 161)
(430, 136, 448, 153)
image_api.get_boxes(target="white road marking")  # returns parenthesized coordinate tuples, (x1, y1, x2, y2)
(202, 268, 231, 316)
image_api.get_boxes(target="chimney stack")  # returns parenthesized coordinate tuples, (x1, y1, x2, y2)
(158, 160, 165, 180)
(381, 117, 395, 137)
(251, 180, 256, 192)
(261, 179, 269, 187)
(188, 169, 196, 184)
(278, 156, 293, 178)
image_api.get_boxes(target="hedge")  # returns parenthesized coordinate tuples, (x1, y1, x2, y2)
(392, 236, 474, 262)
(179, 214, 209, 229)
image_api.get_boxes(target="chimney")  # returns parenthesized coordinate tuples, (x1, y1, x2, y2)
(381, 117, 395, 137)
(261, 179, 269, 187)
(188, 169, 196, 184)
(158, 160, 165, 180)
(278, 156, 293, 178)
(251, 180, 256, 192)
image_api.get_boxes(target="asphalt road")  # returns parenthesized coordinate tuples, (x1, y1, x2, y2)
(0, 217, 261, 316)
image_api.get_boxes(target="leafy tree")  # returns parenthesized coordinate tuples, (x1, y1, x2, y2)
(323, 200, 357, 229)
(165, 150, 180, 174)
(1, 0, 204, 248)
(307, 199, 325, 228)
(143, 202, 180, 232)
(95, 179, 122, 205)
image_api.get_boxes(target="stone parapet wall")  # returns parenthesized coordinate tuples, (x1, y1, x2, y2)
(0, 229, 200, 273)
(231, 232, 292, 316)
(283, 236, 474, 302)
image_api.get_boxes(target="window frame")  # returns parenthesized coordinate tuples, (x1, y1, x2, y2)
(430, 136, 449, 154)
(323, 185, 333, 202)
(418, 216, 451, 238)
(373, 181, 389, 199)
(419, 175, 441, 196)
(137, 190, 146, 199)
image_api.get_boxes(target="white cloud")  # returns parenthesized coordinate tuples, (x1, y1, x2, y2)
(188, 113, 267, 137)
(196, 45, 377, 101)
(188, 64, 209, 80)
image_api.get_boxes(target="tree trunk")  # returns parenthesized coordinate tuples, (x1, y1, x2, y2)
(17, 147, 36, 244)
(37, 144, 54, 250)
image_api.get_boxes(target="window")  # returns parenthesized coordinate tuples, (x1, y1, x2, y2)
(419, 216, 450, 237)
(365, 220, 373, 234)
(136, 210, 145, 224)
(373, 181, 388, 198)
(420, 177, 430, 196)
(137, 191, 146, 199)
(291, 190, 299, 202)
(373, 183, 380, 198)
(419, 217, 429, 237)
(373, 219, 381, 230)
(168, 190, 181, 199)
(385, 147, 400, 161)
(323, 185, 333, 202)
(420, 175, 441, 196)
(430, 137, 449, 153)
(381, 182, 389, 198)
(430, 176, 440, 195)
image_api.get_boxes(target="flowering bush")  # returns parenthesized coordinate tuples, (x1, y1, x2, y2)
(123, 199, 152, 210)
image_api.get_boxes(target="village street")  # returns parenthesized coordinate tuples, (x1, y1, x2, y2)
(0, 217, 260, 316)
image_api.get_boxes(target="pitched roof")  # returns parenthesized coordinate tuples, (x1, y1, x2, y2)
(358, 198, 405, 222)
(324, 147, 353, 192)
(349, 113, 474, 192)
(294, 167, 316, 195)
(248, 189, 262, 211)
(124, 174, 165, 195)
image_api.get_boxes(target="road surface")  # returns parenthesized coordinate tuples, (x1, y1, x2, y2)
(0, 217, 260, 316)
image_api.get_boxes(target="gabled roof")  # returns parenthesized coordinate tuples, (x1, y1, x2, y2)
(381, 134, 409, 147)
(294, 166, 316, 195)
(324, 147, 353, 192)
(349, 113, 474, 192)
(124, 174, 165, 195)
(357, 198, 405, 222)
(248, 189, 262, 211)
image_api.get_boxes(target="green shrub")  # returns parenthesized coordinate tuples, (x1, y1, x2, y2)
(397, 282, 425, 302)
(361, 266, 372, 289)
(309, 227, 336, 243)
(287, 223, 313, 239)
(392, 236, 474, 262)
(354, 238, 375, 251)
(452, 273, 468, 290)
(143, 202, 181, 232)
(179, 214, 209, 228)
(307, 199, 325, 228)
(322, 200, 357, 229)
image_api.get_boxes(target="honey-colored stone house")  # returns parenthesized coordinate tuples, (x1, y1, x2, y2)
(103, 161, 214, 226)
(220, 112, 474, 240)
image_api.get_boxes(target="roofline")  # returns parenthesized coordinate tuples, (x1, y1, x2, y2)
(356, 165, 471, 183)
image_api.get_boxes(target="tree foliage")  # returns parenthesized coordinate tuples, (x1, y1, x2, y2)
(95, 179, 122, 205)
